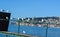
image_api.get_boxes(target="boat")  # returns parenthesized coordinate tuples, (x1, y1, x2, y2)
(0, 10, 11, 31)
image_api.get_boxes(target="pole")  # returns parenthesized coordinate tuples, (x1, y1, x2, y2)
(18, 21, 20, 34)
(46, 24, 48, 37)
(5, 35, 8, 37)
(18, 23, 20, 34)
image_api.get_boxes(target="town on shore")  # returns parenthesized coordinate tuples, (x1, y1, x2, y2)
(10, 17, 60, 28)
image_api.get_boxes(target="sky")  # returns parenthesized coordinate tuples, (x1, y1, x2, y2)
(0, 0, 60, 18)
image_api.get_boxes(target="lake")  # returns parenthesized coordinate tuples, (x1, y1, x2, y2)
(0, 24, 60, 37)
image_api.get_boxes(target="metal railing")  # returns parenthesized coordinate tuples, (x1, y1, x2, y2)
(0, 31, 30, 37)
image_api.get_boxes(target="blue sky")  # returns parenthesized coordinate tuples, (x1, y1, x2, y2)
(0, 0, 60, 18)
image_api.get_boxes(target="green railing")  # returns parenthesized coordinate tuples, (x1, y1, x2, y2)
(0, 31, 30, 37)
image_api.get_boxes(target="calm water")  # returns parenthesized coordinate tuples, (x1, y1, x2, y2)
(0, 24, 60, 37)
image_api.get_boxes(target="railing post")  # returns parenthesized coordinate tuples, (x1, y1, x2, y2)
(5, 35, 8, 37)
(46, 24, 48, 37)
(18, 22, 20, 34)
